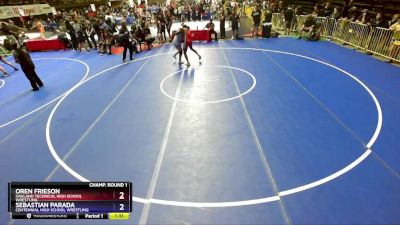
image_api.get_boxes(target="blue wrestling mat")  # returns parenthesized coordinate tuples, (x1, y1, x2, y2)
(1, 37, 399, 225)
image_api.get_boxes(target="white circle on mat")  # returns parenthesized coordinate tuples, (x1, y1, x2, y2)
(0, 79, 5, 89)
(45, 47, 382, 208)
(160, 65, 256, 104)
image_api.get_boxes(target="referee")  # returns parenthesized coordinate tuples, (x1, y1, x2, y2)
(11, 43, 43, 91)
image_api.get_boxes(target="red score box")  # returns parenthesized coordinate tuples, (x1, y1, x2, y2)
(25, 39, 66, 52)
(189, 30, 211, 42)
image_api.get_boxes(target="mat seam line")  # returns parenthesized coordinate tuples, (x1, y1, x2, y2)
(220, 46, 292, 225)
(5, 106, 55, 225)
(138, 67, 185, 225)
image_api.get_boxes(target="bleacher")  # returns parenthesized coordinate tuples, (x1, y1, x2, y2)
(0, 0, 108, 8)
(292, 0, 400, 18)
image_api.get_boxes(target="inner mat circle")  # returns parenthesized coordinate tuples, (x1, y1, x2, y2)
(160, 65, 256, 104)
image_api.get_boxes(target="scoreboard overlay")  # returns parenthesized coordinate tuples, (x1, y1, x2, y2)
(8, 182, 132, 220)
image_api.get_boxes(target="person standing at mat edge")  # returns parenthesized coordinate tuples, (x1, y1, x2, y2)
(251, 5, 262, 38)
(220, 11, 226, 39)
(11, 43, 43, 91)
(230, 11, 240, 40)
(119, 21, 135, 62)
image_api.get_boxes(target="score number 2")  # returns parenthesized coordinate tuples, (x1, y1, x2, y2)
(119, 192, 125, 211)
(115, 188, 128, 212)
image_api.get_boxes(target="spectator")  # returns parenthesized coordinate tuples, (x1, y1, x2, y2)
(193, 7, 201, 21)
(298, 14, 316, 39)
(178, 5, 184, 21)
(184, 5, 190, 21)
(388, 14, 399, 28)
(225, 3, 231, 22)
(311, 5, 321, 17)
(83, 19, 94, 49)
(105, 12, 115, 23)
(31, 19, 45, 39)
(341, 0, 354, 19)
(370, 12, 385, 28)
(166, 13, 173, 39)
(262, 0, 267, 10)
(104, 18, 117, 54)
(264, 6, 273, 23)
(251, 5, 262, 38)
(289, 6, 300, 32)
(205, 19, 218, 41)
(144, 25, 155, 46)
(294, 6, 302, 16)
(18, 32, 29, 44)
(1, 21, 25, 44)
(283, 5, 295, 35)
(330, 7, 342, 20)
(156, 15, 166, 43)
(99, 22, 110, 55)
(322, 2, 334, 17)
(56, 29, 72, 49)
(347, 6, 358, 22)
(46, 18, 58, 31)
(135, 25, 154, 51)
(356, 9, 370, 25)
(76, 20, 90, 52)
(270, 3, 278, 13)
(220, 11, 226, 39)
(88, 19, 98, 49)
(388, 15, 400, 63)
(230, 10, 240, 40)
(278, 1, 285, 14)
(65, 20, 78, 50)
